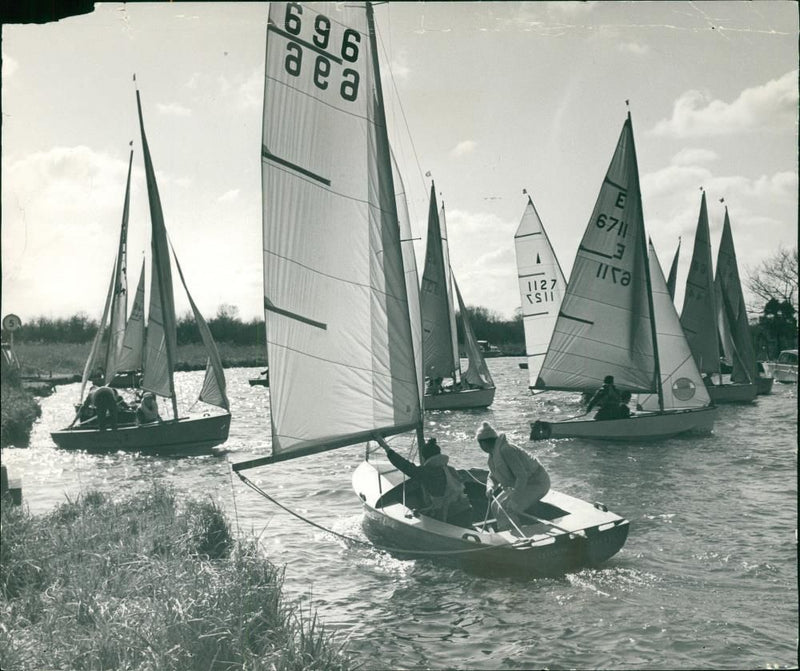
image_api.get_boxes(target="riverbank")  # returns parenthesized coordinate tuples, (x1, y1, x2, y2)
(0, 381, 41, 448)
(0, 482, 351, 671)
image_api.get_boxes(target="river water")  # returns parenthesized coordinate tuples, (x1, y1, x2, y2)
(3, 359, 797, 669)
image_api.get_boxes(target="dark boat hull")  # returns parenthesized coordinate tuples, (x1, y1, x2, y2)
(51, 413, 231, 455)
(353, 460, 629, 578)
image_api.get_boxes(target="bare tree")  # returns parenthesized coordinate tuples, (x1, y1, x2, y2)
(746, 246, 798, 314)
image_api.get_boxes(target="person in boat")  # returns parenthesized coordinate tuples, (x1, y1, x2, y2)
(586, 375, 625, 420)
(380, 437, 473, 526)
(136, 392, 162, 425)
(475, 421, 551, 532)
(90, 385, 120, 431)
(618, 390, 632, 418)
(426, 377, 444, 395)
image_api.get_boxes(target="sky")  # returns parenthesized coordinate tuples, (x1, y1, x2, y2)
(2, 1, 797, 327)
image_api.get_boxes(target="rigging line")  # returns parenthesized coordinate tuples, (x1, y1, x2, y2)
(234, 470, 518, 556)
(375, 17, 426, 205)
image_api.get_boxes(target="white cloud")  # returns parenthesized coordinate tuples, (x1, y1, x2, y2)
(216, 69, 262, 111)
(651, 70, 798, 137)
(217, 189, 240, 203)
(671, 148, 718, 166)
(450, 140, 477, 157)
(157, 101, 192, 117)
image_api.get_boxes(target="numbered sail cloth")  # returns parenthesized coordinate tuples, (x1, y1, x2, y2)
(535, 114, 656, 394)
(261, 1, 420, 460)
(514, 196, 566, 388)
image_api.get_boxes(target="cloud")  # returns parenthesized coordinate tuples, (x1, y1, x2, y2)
(651, 70, 798, 137)
(217, 189, 240, 203)
(450, 140, 477, 157)
(547, 1, 598, 16)
(157, 102, 192, 117)
(671, 148, 718, 166)
(216, 69, 262, 110)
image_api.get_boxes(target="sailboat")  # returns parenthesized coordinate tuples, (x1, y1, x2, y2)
(51, 85, 231, 453)
(233, 0, 628, 578)
(530, 112, 716, 441)
(420, 184, 495, 410)
(666, 237, 680, 300)
(714, 204, 770, 395)
(679, 191, 757, 403)
(514, 194, 566, 390)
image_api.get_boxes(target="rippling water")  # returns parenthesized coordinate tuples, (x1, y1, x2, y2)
(4, 359, 797, 669)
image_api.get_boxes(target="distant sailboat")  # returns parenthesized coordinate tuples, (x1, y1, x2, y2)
(51, 85, 231, 453)
(679, 191, 757, 403)
(713, 204, 765, 396)
(420, 184, 495, 410)
(514, 194, 566, 390)
(233, 0, 628, 578)
(530, 112, 715, 441)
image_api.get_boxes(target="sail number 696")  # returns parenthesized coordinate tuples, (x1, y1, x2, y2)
(283, 3, 361, 102)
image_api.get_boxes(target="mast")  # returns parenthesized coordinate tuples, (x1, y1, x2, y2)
(366, 0, 425, 446)
(627, 110, 664, 411)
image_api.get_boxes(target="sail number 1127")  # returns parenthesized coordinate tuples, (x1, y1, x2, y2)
(282, 3, 361, 102)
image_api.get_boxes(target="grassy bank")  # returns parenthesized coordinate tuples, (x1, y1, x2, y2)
(13, 342, 267, 376)
(0, 382, 41, 448)
(0, 483, 351, 671)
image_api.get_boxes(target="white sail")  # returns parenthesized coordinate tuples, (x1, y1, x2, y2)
(114, 258, 146, 373)
(80, 268, 116, 400)
(261, 1, 420, 460)
(137, 89, 178, 405)
(536, 114, 657, 394)
(420, 184, 459, 381)
(105, 148, 134, 382)
(454, 277, 494, 388)
(514, 195, 566, 387)
(638, 241, 710, 411)
(679, 191, 719, 375)
(439, 202, 461, 376)
(715, 207, 756, 383)
(172, 249, 230, 411)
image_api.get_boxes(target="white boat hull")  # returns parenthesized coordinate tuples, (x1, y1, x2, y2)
(50, 413, 231, 454)
(423, 386, 495, 410)
(530, 406, 716, 441)
(707, 382, 757, 404)
(352, 459, 629, 577)
(773, 366, 798, 384)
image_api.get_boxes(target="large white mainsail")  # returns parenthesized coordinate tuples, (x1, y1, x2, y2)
(137, 89, 178, 411)
(514, 195, 566, 387)
(420, 183, 459, 382)
(535, 114, 657, 394)
(638, 240, 710, 411)
(253, 1, 420, 462)
(715, 206, 756, 384)
(679, 191, 719, 375)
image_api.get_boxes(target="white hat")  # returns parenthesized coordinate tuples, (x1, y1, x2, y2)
(475, 421, 498, 442)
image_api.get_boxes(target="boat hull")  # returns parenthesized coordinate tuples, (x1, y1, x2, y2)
(248, 378, 269, 387)
(530, 406, 716, 441)
(707, 382, 757, 404)
(423, 386, 495, 410)
(773, 367, 798, 384)
(50, 413, 231, 454)
(755, 376, 774, 395)
(352, 460, 629, 578)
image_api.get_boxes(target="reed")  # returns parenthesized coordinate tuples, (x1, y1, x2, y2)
(0, 383, 42, 448)
(0, 483, 351, 671)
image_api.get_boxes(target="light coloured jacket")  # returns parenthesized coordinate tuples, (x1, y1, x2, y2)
(487, 434, 547, 493)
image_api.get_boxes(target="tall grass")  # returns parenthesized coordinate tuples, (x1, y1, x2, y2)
(0, 383, 42, 448)
(0, 484, 351, 671)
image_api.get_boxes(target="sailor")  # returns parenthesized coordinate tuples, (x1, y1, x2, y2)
(475, 421, 550, 532)
(586, 375, 624, 420)
(381, 438, 473, 525)
(90, 385, 119, 431)
(136, 392, 162, 425)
